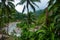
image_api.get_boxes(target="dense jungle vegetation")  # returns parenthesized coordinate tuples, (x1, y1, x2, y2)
(0, 0, 60, 40)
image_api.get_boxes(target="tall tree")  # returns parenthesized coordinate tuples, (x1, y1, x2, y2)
(17, 0, 40, 26)
(0, 0, 15, 28)
(45, 0, 56, 27)
(0, 0, 15, 39)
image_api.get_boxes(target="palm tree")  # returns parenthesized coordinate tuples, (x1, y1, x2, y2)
(17, 0, 40, 13)
(17, 0, 40, 26)
(47, 0, 60, 24)
(0, 0, 15, 31)
(45, 0, 56, 27)
(0, 0, 15, 39)
(47, 0, 60, 38)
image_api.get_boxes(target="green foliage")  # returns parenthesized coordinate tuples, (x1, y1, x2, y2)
(15, 0, 60, 40)
(0, 0, 15, 28)
(0, 0, 60, 40)
(36, 12, 46, 25)
(35, 23, 55, 40)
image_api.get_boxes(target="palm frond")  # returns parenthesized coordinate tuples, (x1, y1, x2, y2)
(8, 2, 15, 9)
(29, 2, 35, 12)
(48, 0, 56, 7)
(22, 5, 26, 13)
(31, 2, 39, 8)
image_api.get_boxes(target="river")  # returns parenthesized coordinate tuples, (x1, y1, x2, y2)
(4, 22, 22, 37)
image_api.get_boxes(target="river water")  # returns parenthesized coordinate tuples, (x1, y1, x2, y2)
(5, 22, 22, 37)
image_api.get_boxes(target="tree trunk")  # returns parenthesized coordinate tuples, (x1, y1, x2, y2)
(46, 8, 49, 27)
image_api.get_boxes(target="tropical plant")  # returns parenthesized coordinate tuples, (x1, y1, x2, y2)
(17, 0, 40, 13)
(0, 0, 15, 40)
(16, 0, 60, 40)
(35, 23, 56, 40)
(16, 0, 40, 26)
(0, 0, 15, 28)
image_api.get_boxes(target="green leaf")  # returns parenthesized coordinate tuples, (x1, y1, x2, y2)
(37, 30, 46, 34)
